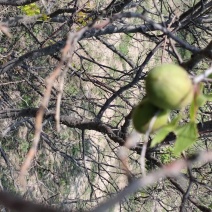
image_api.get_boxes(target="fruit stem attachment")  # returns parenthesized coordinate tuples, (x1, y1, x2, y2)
(140, 111, 160, 176)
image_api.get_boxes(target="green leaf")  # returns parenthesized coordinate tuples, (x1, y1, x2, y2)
(19, 3, 40, 16)
(151, 115, 181, 147)
(35, 9, 41, 14)
(196, 94, 207, 107)
(41, 14, 49, 21)
(189, 100, 195, 121)
(27, 11, 34, 16)
(173, 122, 198, 155)
(190, 93, 207, 121)
(24, 5, 30, 9)
(151, 126, 173, 147)
(204, 93, 212, 101)
(208, 73, 212, 79)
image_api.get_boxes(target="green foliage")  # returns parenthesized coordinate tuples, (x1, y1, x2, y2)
(0, 172, 16, 192)
(71, 143, 81, 157)
(204, 93, 212, 101)
(173, 122, 198, 155)
(0, 1, 210, 211)
(20, 94, 36, 107)
(160, 146, 176, 164)
(189, 93, 207, 121)
(118, 34, 131, 56)
(151, 115, 180, 147)
(18, 139, 29, 153)
(75, 11, 93, 27)
(151, 105, 199, 156)
(18, 3, 50, 21)
(41, 14, 49, 21)
(189, 83, 207, 123)
(135, 65, 212, 156)
(18, 3, 40, 16)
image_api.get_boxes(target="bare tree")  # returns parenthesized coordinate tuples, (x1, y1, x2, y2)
(0, 0, 212, 211)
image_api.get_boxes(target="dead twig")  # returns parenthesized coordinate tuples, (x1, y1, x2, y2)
(90, 151, 212, 212)
(19, 26, 88, 186)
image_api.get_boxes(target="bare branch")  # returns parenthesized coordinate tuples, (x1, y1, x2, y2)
(0, 0, 38, 6)
(90, 151, 212, 212)
(105, 0, 133, 14)
(0, 191, 62, 212)
(1, 107, 212, 155)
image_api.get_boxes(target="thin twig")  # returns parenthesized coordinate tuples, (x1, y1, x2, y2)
(90, 151, 212, 212)
(193, 65, 212, 84)
(140, 111, 159, 176)
(19, 27, 88, 185)
(179, 166, 193, 212)
(0, 80, 25, 86)
(169, 38, 183, 64)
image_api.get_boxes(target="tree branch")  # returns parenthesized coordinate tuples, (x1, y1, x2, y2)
(0, 0, 38, 6)
(181, 40, 212, 70)
(1, 108, 212, 155)
(169, 178, 211, 212)
(89, 151, 212, 212)
(0, 191, 63, 212)
(0, 40, 65, 74)
(104, 0, 133, 14)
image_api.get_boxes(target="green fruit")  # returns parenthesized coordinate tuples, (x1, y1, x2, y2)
(145, 64, 193, 110)
(132, 99, 169, 133)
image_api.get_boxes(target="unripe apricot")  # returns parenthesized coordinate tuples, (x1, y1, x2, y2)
(132, 99, 169, 133)
(145, 64, 193, 110)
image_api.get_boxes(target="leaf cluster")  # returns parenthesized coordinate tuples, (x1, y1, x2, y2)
(151, 83, 211, 155)
(18, 3, 41, 16)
